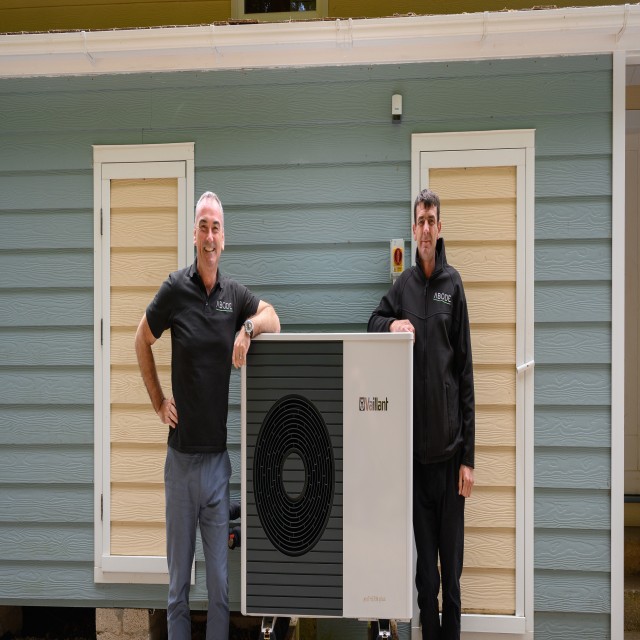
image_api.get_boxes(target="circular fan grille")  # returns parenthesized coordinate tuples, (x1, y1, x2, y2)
(253, 394, 335, 557)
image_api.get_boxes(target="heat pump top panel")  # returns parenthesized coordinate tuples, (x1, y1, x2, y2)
(241, 333, 413, 621)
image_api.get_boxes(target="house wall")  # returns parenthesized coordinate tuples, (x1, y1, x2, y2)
(0, 0, 625, 32)
(0, 55, 612, 638)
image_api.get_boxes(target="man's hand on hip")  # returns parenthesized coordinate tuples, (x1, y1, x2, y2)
(158, 396, 178, 429)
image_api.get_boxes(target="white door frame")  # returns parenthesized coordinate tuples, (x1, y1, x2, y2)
(410, 130, 535, 639)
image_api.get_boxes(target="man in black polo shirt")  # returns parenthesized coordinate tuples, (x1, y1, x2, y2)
(135, 191, 280, 640)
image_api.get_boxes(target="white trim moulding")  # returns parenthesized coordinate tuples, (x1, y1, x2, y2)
(0, 4, 639, 78)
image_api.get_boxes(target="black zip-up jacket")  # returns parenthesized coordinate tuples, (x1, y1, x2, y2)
(368, 238, 475, 467)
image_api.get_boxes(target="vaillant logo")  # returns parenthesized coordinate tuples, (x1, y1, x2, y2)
(433, 291, 452, 305)
(359, 397, 389, 412)
(216, 300, 233, 313)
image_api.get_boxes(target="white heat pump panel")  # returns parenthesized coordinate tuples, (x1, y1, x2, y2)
(241, 333, 413, 621)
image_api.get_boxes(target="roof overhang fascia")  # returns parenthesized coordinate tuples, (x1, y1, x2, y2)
(0, 4, 639, 78)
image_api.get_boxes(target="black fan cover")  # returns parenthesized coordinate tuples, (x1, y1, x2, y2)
(252, 394, 335, 557)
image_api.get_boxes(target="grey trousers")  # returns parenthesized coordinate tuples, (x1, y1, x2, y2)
(164, 447, 231, 640)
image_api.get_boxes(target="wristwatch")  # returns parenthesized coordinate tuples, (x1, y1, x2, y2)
(243, 318, 254, 338)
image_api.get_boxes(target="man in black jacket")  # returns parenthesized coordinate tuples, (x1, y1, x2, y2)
(368, 188, 475, 640)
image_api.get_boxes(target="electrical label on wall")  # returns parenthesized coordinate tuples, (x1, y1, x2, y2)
(390, 239, 404, 281)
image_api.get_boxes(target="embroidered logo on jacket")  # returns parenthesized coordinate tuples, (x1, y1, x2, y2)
(433, 292, 452, 305)
(216, 300, 233, 313)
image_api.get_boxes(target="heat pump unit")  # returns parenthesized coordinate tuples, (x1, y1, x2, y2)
(241, 333, 413, 622)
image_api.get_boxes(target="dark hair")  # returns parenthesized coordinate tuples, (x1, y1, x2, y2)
(413, 188, 440, 223)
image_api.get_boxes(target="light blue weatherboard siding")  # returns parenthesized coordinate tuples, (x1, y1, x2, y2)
(0, 55, 613, 638)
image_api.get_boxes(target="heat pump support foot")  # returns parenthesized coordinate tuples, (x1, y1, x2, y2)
(371, 618, 392, 639)
(259, 616, 292, 640)
(260, 617, 275, 640)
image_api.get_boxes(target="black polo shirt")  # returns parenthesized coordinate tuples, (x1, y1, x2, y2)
(146, 261, 259, 453)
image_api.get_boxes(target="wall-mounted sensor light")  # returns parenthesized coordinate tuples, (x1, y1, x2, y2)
(392, 94, 402, 123)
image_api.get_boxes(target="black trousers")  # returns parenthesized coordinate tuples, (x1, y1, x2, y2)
(413, 455, 465, 640)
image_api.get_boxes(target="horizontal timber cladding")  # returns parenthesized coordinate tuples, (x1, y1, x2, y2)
(534, 612, 611, 640)
(0, 53, 612, 636)
(0, 0, 232, 34)
(325, 0, 617, 18)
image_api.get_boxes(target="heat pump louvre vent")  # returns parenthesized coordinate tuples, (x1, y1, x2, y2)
(253, 394, 335, 557)
(245, 341, 343, 616)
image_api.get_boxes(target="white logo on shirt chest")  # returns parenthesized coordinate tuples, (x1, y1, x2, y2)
(216, 300, 233, 313)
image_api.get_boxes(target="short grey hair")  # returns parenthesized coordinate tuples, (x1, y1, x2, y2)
(195, 191, 224, 227)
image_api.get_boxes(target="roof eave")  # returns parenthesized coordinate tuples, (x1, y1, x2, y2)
(1, 5, 639, 78)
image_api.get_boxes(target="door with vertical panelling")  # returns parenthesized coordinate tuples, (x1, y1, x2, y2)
(412, 131, 534, 636)
(109, 178, 176, 560)
(93, 144, 194, 582)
